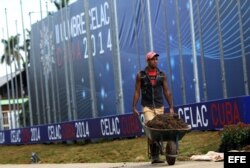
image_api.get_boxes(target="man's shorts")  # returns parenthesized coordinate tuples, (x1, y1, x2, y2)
(142, 106, 164, 123)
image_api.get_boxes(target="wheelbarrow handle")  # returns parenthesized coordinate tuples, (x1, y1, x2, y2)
(138, 115, 144, 126)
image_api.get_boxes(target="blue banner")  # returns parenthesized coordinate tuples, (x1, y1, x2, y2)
(0, 96, 250, 145)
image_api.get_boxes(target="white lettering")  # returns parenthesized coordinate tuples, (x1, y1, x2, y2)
(75, 121, 90, 138)
(30, 127, 41, 142)
(89, 2, 110, 31)
(189, 107, 196, 127)
(177, 104, 209, 128)
(48, 125, 62, 140)
(196, 106, 202, 127)
(102, 2, 110, 25)
(10, 130, 21, 143)
(201, 105, 208, 126)
(228, 156, 246, 163)
(63, 21, 69, 41)
(183, 107, 191, 127)
(55, 2, 110, 44)
(100, 117, 120, 136)
(0, 132, 5, 144)
(140, 114, 145, 133)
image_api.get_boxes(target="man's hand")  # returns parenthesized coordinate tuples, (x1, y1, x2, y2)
(132, 107, 139, 116)
(169, 107, 174, 114)
(169, 107, 178, 118)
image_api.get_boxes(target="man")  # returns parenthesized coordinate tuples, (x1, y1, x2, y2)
(132, 51, 174, 164)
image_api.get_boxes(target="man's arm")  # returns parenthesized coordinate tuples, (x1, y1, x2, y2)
(132, 72, 141, 116)
(162, 74, 174, 114)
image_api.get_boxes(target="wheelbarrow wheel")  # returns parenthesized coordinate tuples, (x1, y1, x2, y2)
(165, 140, 177, 165)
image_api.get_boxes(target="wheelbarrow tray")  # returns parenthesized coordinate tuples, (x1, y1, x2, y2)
(142, 123, 191, 142)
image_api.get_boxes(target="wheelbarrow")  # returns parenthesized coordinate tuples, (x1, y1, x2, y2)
(140, 118, 191, 165)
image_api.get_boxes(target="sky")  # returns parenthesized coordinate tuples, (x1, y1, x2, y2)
(0, 0, 76, 77)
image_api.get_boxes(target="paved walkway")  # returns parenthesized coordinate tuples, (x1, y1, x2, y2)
(0, 161, 223, 168)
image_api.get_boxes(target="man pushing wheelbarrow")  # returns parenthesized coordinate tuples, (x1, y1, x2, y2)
(132, 51, 175, 164)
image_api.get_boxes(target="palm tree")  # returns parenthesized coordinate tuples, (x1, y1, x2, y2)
(51, 0, 70, 10)
(1, 32, 31, 127)
(19, 29, 31, 67)
(1, 34, 24, 68)
(19, 100, 30, 127)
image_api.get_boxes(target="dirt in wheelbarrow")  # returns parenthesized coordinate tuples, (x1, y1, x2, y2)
(146, 113, 189, 129)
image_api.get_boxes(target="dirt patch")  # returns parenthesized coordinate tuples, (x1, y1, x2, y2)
(146, 113, 189, 129)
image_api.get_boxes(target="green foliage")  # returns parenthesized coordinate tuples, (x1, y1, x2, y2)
(1, 32, 29, 68)
(18, 101, 30, 127)
(218, 122, 250, 152)
(1, 34, 22, 66)
(52, 0, 70, 10)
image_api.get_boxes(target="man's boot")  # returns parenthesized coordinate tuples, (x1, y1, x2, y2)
(150, 142, 164, 164)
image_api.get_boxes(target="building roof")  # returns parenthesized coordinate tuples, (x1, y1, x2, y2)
(0, 69, 25, 88)
(0, 74, 11, 88)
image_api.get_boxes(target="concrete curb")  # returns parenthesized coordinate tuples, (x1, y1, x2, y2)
(0, 161, 223, 168)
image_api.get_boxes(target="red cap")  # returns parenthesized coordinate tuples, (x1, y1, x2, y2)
(146, 51, 159, 61)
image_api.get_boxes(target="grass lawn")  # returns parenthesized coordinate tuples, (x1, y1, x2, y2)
(0, 131, 221, 164)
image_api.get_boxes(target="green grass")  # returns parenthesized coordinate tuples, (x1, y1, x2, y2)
(0, 131, 221, 164)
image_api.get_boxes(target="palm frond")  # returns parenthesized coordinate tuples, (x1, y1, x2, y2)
(1, 55, 5, 64)
(52, 0, 70, 10)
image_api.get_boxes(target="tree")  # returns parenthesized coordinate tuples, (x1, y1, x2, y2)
(19, 100, 30, 127)
(1, 34, 24, 68)
(52, 0, 70, 10)
(19, 29, 31, 67)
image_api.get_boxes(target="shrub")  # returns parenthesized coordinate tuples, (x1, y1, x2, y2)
(218, 122, 250, 152)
